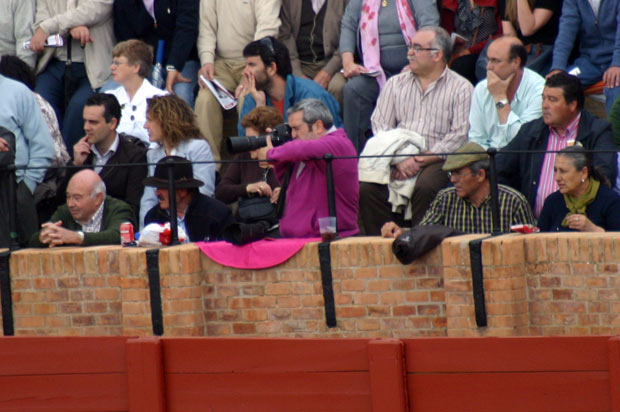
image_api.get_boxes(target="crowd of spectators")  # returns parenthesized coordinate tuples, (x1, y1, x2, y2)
(1, 0, 620, 249)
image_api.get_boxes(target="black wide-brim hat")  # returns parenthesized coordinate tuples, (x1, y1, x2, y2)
(143, 155, 204, 189)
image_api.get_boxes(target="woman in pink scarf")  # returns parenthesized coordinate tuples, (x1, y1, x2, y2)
(339, 0, 439, 153)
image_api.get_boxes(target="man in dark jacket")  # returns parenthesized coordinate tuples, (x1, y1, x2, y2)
(30, 169, 135, 247)
(143, 156, 234, 242)
(67, 93, 147, 222)
(497, 72, 618, 216)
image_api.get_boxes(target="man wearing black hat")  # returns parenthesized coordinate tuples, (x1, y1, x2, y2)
(382, 142, 536, 238)
(143, 156, 234, 242)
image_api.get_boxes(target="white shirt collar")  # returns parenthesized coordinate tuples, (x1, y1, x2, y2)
(91, 133, 120, 159)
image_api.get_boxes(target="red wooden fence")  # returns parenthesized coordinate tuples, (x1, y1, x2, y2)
(0, 336, 618, 411)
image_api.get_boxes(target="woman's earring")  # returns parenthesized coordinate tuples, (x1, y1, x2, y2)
(581, 178, 585, 183)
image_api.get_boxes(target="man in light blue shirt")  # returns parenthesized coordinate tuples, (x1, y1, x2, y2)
(0, 74, 54, 245)
(468, 36, 545, 149)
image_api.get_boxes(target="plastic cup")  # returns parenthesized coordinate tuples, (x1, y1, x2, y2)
(318, 217, 337, 242)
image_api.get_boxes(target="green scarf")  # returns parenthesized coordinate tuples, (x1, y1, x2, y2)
(561, 178, 600, 227)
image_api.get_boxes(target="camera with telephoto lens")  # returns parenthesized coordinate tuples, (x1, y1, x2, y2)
(226, 123, 292, 154)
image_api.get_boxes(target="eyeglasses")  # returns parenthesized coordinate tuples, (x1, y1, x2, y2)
(447, 170, 473, 179)
(111, 59, 129, 67)
(408, 44, 438, 53)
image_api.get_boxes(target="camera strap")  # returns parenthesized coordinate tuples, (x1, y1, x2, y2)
(274, 165, 293, 219)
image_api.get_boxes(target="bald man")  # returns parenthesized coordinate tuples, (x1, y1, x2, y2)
(468, 36, 545, 149)
(30, 170, 135, 247)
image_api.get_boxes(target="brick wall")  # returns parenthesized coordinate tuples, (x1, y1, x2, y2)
(8, 246, 123, 335)
(2, 233, 619, 337)
(524, 233, 620, 336)
(199, 237, 446, 338)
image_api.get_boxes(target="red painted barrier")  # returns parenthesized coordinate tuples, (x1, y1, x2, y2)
(0, 336, 132, 411)
(0, 336, 618, 412)
(404, 336, 616, 411)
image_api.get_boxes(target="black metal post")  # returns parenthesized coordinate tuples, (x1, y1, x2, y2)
(469, 237, 489, 327)
(487, 148, 501, 235)
(318, 242, 337, 328)
(165, 157, 179, 245)
(145, 249, 164, 336)
(7, 164, 19, 250)
(324, 153, 337, 222)
(0, 251, 14, 335)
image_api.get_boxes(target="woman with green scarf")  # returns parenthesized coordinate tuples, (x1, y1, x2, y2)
(538, 146, 620, 232)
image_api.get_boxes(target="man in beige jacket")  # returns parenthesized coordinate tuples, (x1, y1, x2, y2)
(194, 0, 281, 167)
(29, 0, 115, 147)
(0, 0, 36, 68)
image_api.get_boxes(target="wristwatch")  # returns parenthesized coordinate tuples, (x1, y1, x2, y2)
(495, 98, 509, 109)
(77, 231, 85, 243)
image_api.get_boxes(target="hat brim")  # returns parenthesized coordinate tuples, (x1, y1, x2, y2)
(143, 176, 204, 189)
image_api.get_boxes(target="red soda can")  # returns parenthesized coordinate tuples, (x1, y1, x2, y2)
(120, 222, 134, 244)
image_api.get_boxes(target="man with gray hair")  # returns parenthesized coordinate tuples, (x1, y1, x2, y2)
(359, 26, 474, 235)
(382, 141, 535, 238)
(30, 169, 135, 247)
(258, 98, 359, 238)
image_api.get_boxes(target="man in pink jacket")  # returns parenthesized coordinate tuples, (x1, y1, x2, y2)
(261, 98, 358, 238)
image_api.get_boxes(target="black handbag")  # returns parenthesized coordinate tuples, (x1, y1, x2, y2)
(237, 195, 276, 223)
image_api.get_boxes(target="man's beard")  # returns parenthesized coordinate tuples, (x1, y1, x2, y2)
(254, 70, 272, 92)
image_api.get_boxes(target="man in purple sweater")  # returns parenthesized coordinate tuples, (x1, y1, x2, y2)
(260, 98, 358, 238)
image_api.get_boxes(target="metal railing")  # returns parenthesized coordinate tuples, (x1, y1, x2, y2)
(1, 147, 617, 249)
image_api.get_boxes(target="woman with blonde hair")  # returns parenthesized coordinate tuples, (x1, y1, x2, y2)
(139, 94, 215, 226)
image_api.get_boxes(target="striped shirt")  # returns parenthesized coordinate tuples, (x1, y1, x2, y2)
(534, 113, 580, 217)
(371, 67, 473, 156)
(420, 184, 536, 233)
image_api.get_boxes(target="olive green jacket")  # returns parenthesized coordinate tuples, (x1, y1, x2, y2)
(29, 196, 135, 247)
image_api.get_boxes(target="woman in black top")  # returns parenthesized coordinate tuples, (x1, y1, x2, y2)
(214, 106, 283, 220)
(476, 0, 562, 78)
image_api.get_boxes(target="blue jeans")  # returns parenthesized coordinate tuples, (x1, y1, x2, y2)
(171, 60, 199, 109)
(35, 59, 95, 148)
(342, 74, 379, 154)
(98, 78, 120, 93)
(569, 57, 620, 114)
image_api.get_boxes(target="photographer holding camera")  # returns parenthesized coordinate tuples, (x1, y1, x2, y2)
(256, 98, 359, 238)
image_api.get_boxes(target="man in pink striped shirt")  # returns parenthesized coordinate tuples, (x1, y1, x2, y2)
(497, 72, 617, 217)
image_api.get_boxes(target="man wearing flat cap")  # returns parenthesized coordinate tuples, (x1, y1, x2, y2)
(382, 142, 535, 237)
(143, 156, 234, 242)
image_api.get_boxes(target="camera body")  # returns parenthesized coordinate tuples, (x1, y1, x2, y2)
(227, 123, 292, 154)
